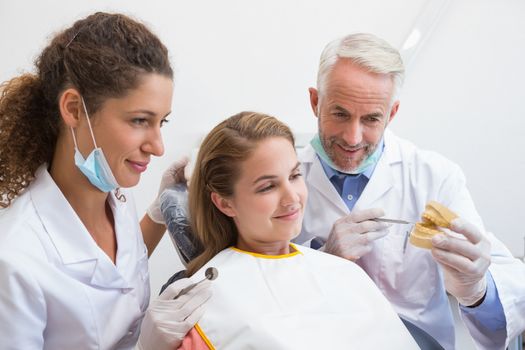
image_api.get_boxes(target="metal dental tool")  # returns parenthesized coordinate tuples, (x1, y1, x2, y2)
(174, 267, 218, 299)
(372, 217, 414, 225)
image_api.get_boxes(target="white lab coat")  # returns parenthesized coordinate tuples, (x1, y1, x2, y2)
(296, 130, 525, 350)
(0, 166, 150, 350)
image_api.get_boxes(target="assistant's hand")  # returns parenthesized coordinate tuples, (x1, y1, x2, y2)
(137, 277, 212, 350)
(323, 208, 390, 261)
(147, 157, 189, 224)
(431, 218, 491, 306)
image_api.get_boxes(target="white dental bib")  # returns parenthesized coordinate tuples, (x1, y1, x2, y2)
(192, 244, 418, 349)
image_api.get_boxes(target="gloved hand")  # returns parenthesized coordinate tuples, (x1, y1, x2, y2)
(431, 217, 491, 306)
(147, 157, 189, 224)
(323, 208, 390, 261)
(137, 277, 212, 350)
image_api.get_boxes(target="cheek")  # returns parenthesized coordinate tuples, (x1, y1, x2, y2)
(363, 127, 383, 144)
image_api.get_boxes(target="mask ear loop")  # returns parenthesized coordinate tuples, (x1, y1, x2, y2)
(80, 98, 98, 149)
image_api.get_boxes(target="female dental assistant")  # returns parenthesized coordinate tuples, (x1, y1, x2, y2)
(0, 12, 209, 350)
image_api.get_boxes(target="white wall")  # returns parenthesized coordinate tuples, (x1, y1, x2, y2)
(2, 0, 524, 320)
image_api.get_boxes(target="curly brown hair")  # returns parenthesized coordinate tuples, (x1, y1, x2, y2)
(0, 12, 173, 208)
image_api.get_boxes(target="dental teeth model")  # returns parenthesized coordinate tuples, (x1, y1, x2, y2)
(410, 201, 458, 249)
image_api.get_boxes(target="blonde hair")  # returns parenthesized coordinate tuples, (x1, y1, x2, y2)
(186, 111, 295, 276)
(317, 33, 405, 101)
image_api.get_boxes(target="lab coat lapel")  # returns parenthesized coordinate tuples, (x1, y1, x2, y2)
(354, 130, 398, 211)
(302, 146, 349, 215)
(29, 166, 131, 289)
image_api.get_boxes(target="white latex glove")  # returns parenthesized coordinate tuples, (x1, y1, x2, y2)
(431, 217, 491, 306)
(147, 157, 189, 224)
(323, 208, 390, 261)
(137, 277, 212, 350)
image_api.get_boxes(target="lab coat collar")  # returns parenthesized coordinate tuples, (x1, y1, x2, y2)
(302, 146, 349, 214)
(301, 129, 402, 213)
(353, 130, 400, 210)
(29, 165, 132, 289)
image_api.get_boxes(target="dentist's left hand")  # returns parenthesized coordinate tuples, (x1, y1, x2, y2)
(147, 157, 189, 224)
(431, 218, 491, 306)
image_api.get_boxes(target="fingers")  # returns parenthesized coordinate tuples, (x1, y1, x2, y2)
(170, 157, 190, 183)
(158, 278, 194, 300)
(172, 280, 212, 320)
(431, 247, 486, 275)
(344, 208, 385, 223)
(365, 229, 389, 242)
(431, 234, 481, 261)
(449, 218, 483, 244)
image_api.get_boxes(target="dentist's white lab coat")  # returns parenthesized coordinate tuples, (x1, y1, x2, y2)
(296, 130, 525, 350)
(0, 166, 150, 350)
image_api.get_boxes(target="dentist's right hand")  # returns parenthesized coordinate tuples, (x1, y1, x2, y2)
(137, 277, 212, 350)
(323, 208, 390, 261)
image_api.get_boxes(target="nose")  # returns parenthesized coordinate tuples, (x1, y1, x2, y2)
(342, 119, 363, 146)
(280, 181, 301, 208)
(143, 127, 165, 157)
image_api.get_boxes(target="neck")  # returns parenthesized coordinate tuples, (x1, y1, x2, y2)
(50, 137, 117, 262)
(235, 238, 292, 256)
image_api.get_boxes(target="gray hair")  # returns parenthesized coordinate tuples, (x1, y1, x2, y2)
(317, 33, 405, 102)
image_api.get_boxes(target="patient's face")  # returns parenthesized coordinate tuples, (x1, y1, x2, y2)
(225, 136, 307, 254)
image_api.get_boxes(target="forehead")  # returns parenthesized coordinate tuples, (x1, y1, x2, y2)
(323, 59, 394, 106)
(97, 73, 173, 113)
(237, 137, 296, 181)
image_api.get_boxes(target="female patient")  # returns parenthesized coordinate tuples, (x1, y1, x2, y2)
(177, 111, 418, 349)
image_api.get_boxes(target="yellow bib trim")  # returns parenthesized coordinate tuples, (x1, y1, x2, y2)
(195, 323, 216, 350)
(230, 243, 302, 259)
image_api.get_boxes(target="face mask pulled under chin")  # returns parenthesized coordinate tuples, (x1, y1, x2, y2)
(310, 133, 383, 175)
(70, 98, 120, 193)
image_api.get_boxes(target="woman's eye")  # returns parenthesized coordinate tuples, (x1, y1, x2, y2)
(160, 118, 169, 127)
(132, 118, 148, 125)
(257, 184, 275, 193)
(290, 172, 302, 180)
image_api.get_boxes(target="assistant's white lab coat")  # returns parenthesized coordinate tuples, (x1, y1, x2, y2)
(0, 166, 150, 350)
(296, 130, 525, 350)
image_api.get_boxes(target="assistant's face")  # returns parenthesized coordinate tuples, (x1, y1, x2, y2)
(310, 59, 399, 172)
(221, 137, 307, 253)
(76, 73, 173, 188)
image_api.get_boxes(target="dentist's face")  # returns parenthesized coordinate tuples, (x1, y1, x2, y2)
(310, 59, 399, 172)
(220, 137, 307, 253)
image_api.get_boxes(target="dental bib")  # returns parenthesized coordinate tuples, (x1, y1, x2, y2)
(192, 244, 418, 349)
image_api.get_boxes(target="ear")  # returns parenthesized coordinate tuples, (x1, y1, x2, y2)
(388, 100, 400, 124)
(58, 88, 84, 128)
(308, 87, 319, 118)
(210, 192, 236, 217)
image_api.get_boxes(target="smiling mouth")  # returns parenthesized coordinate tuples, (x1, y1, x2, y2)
(274, 209, 300, 220)
(336, 144, 363, 154)
(127, 160, 149, 172)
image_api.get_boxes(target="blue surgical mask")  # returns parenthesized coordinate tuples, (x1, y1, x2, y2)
(70, 98, 120, 192)
(310, 133, 383, 175)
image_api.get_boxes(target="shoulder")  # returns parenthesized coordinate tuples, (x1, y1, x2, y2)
(386, 130, 464, 177)
(0, 192, 42, 254)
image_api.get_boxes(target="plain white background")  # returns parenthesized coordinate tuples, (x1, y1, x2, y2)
(2, 1, 524, 347)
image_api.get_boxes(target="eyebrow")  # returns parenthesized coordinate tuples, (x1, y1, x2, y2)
(252, 162, 301, 185)
(334, 105, 384, 119)
(126, 109, 172, 118)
